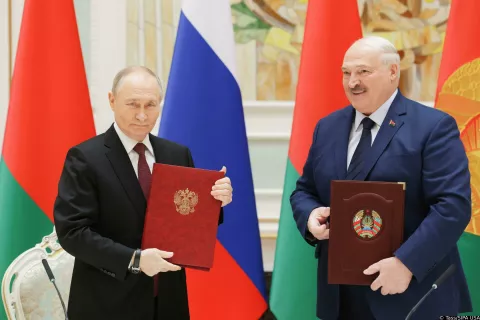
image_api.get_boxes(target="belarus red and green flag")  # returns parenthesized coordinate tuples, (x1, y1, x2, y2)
(434, 0, 480, 315)
(269, 0, 362, 319)
(0, 1, 94, 319)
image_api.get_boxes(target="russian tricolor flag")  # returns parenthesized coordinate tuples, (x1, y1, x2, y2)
(158, 0, 268, 318)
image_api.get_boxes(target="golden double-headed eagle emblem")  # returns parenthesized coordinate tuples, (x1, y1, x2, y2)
(174, 188, 198, 215)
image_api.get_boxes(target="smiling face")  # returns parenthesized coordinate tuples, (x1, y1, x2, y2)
(108, 71, 161, 141)
(341, 44, 399, 115)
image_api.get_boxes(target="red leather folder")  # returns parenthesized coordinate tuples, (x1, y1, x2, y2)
(328, 180, 405, 285)
(141, 163, 224, 270)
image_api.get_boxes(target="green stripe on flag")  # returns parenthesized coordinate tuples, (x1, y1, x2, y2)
(458, 232, 480, 316)
(0, 159, 53, 320)
(270, 159, 318, 319)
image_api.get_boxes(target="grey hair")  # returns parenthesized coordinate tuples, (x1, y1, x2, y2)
(111, 66, 164, 96)
(352, 36, 400, 76)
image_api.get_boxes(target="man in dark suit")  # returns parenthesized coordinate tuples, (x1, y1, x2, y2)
(290, 36, 472, 320)
(53, 66, 233, 320)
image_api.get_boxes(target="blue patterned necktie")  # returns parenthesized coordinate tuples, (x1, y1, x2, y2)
(346, 117, 375, 180)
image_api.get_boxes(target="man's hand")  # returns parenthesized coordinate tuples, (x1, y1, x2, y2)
(307, 207, 330, 240)
(139, 248, 181, 276)
(211, 166, 232, 207)
(363, 257, 413, 295)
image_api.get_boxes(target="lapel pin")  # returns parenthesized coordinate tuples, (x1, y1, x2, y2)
(389, 119, 396, 127)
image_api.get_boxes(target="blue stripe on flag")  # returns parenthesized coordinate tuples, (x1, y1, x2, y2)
(158, 12, 266, 299)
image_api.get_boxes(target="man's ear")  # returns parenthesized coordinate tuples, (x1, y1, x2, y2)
(108, 91, 115, 110)
(390, 64, 399, 81)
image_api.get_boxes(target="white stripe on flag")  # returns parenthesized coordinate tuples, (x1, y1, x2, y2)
(181, 0, 237, 82)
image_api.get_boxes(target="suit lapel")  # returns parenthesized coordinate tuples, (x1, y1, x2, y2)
(334, 107, 355, 179)
(104, 125, 146, 216)
(356, 92, 407, 181)
(149, 134, 177, 165)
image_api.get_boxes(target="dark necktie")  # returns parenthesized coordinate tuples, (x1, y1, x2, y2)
(133, 143, 158, 296)
(346, 117, 375, 180)
(133, 143, 152, 199)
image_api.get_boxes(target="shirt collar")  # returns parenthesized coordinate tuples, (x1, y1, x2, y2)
(353, 88, 398, 131)
(113, 122, 154, 156)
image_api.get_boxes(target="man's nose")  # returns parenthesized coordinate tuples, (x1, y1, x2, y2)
(136, 112, 147, 121)
(349, 76, 360, 88)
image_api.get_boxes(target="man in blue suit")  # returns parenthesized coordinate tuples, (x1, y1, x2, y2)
(290, 36, 472, 320)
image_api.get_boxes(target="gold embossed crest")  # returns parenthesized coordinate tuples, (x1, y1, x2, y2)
(353, 209, 382, 239)
(174, 188, 198, 215)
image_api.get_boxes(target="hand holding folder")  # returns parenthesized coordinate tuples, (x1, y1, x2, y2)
(141, 163, 227, 271)
(328, 180, 405, 285)
(211, 166, 233, 207)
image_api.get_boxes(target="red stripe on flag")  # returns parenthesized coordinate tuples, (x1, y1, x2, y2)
(435, 0, 480, 98)
(186, 240, 267, 319)
(288, 0, 362, 173)
(2, 0, 95, 221)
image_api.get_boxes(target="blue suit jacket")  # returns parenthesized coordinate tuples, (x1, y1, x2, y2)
(290, 91, 472, 320)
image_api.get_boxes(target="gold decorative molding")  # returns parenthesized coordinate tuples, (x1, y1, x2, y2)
(259, 216, 279, 238)
(260, 233, 277, 239)
(258, 217, 279, 223)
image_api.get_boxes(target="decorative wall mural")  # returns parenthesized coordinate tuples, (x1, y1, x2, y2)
(126, 0, 451, 102)
(359, 0, 451, 102)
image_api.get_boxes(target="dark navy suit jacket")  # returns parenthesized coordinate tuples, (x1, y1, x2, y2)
(290, 91, 472, 320)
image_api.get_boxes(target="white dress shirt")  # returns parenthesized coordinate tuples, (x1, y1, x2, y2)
(114, 123, 155, 176)
(347, 89, 398, 169)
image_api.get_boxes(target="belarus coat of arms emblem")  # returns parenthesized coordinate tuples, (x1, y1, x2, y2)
(352, 209, 383, 239)
(174, 188, 199, 215)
